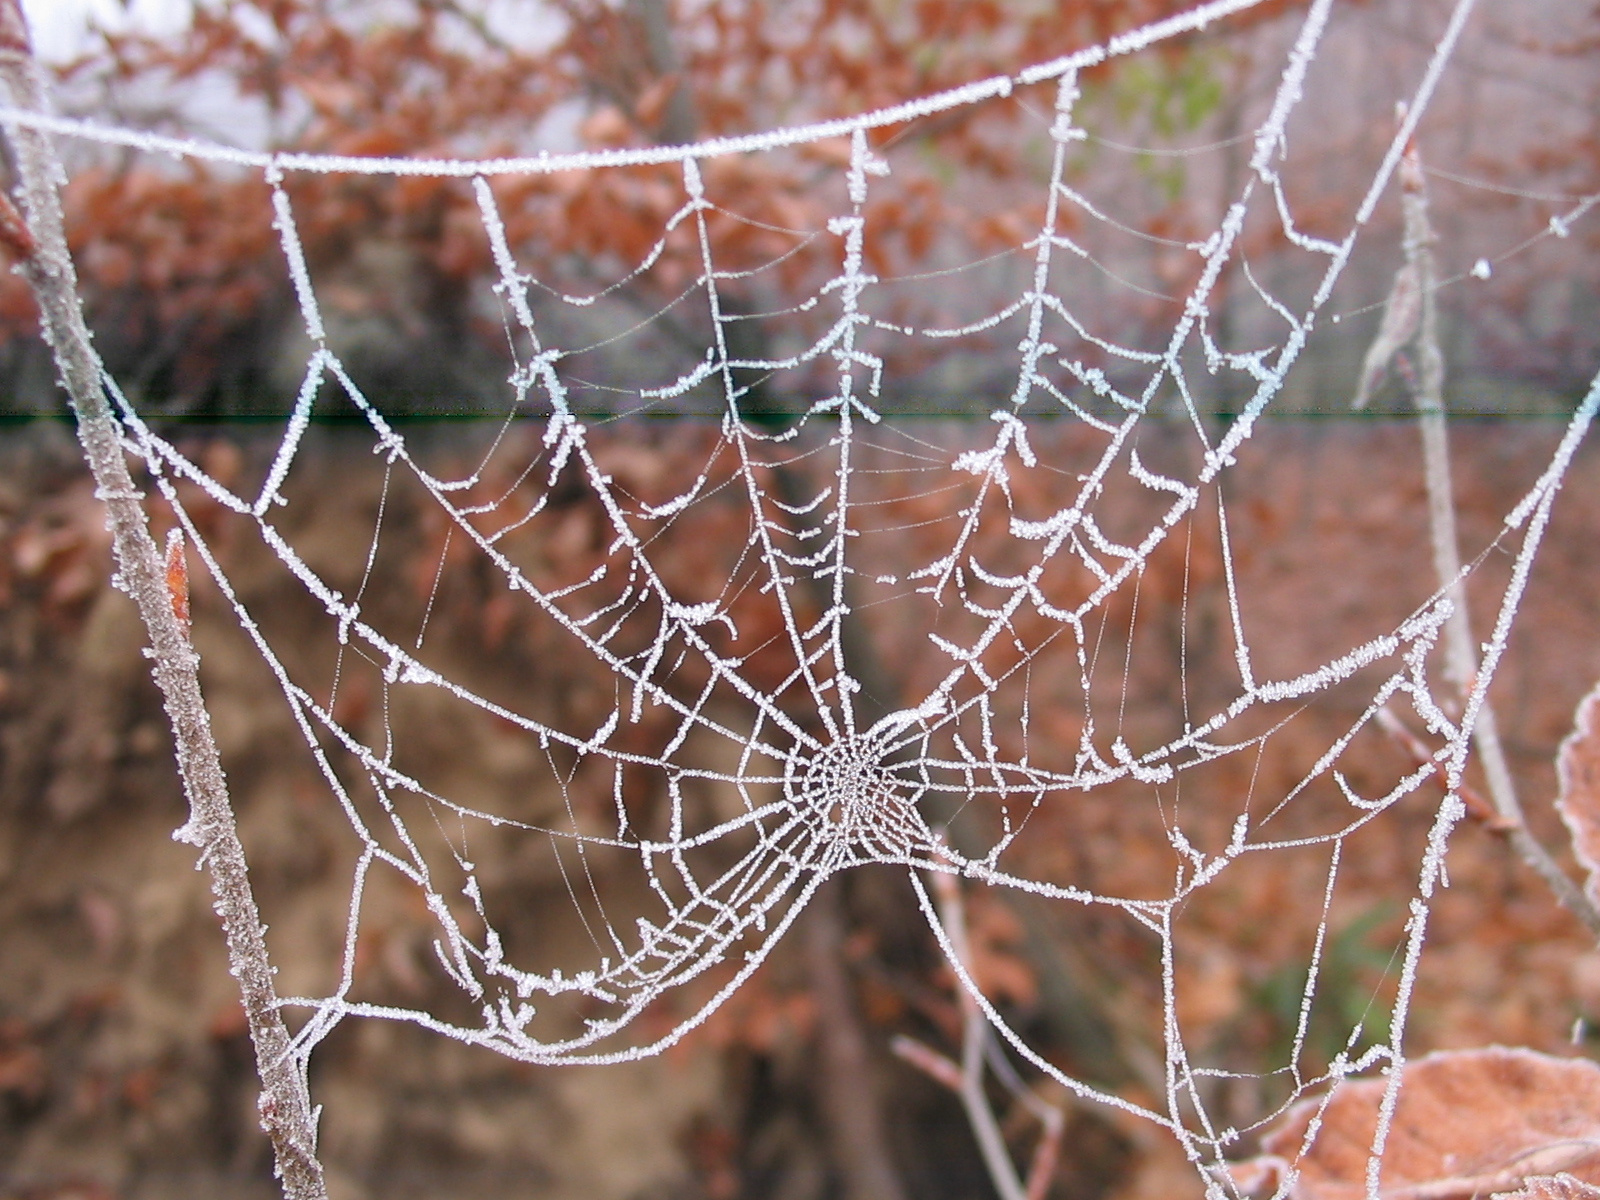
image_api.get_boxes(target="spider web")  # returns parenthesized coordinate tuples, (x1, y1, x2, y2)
(12, 0, 1600, 1186)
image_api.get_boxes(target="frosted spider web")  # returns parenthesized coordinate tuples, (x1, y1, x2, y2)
(10, 0, 1600, 1186)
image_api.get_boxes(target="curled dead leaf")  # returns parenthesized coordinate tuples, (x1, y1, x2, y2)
(1226, 1047, 1600, 1199)
(1559, 681, 1600, 908)
(164, 528, 191, 633)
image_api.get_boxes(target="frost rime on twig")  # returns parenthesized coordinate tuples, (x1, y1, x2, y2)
(0, 5, 329, 1197)
(1361, 137, 1600, 942)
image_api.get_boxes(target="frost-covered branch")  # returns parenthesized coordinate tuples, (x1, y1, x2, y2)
(1384, 137, 1600, 941)
(0, 4, 329, 1196)
(893, 869, 1065, 1200)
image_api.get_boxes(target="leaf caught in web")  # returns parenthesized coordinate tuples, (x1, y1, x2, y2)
(1226, 1048, 1600, 1200)
(1559, 681, 1600, 909)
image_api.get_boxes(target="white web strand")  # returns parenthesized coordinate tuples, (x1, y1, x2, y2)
(0, 0, 1270, 180)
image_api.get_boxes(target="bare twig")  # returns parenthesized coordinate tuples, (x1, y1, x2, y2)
(1022, 1107, 1067, 1200)
(978, 1035, 1067, 1200)
(1383, 134, 1600, 941)
(0, 6, 329, 1196)
(891, 1033, 964, 1091)
(1376, 706, 1514, 833)
(932, 870, 1030, 1200)
(898, 869, 1066, 1200)
(892, 1025, 1067, 1200)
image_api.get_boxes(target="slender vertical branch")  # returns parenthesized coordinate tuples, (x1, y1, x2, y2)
(1398, 141, 1600, 940)
(894, 869, 1067, 1200)
(0, 5, 330, 1196)
(934, 870, 1030, 1200)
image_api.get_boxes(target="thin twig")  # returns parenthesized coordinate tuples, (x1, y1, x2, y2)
(1393, 137, 1600, 941)
(892, 1025, 1067, 1200)
(928, 869, 1067, 1200)
(980, 1033, 1067, 1200)
(0, 6, 330, 1196)
(1022, 1104, 1066, 1200)
(1376, 706, 1513, 833)
(891, 1034, 964, 1092)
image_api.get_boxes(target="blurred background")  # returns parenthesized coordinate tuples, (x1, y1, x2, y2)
(1, 1, 1598, 1198)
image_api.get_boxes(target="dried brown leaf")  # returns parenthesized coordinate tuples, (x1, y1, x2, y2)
(1228, 1048, 1600, 1199)
(1559, 681, 1600, 909)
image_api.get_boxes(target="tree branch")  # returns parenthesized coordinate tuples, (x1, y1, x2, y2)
(894, 869, 1067, 1200)
(0, 6, 329, 1196)
(1393, 136, 1600, 941)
